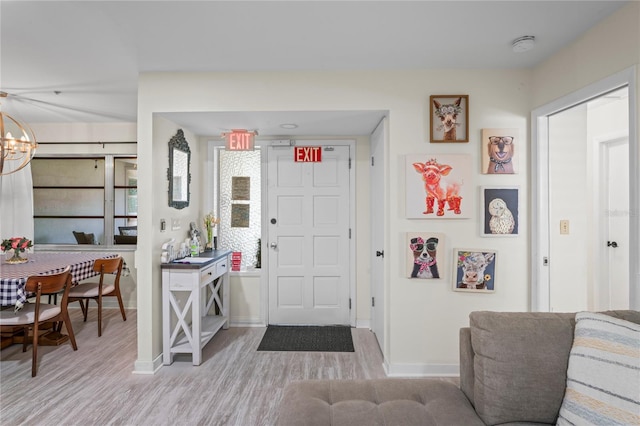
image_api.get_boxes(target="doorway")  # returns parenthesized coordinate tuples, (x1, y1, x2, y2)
(532, 68, 639, 312)
(370, 118, 386, 353)
(266, 141, 354, 325)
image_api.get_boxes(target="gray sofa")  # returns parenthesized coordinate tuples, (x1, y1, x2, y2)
(277, 310, 640, 426)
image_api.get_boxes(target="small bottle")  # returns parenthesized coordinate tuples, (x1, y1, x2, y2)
(190, 238, 199, 257)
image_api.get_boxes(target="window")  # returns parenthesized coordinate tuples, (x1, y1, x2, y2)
(215, 147, 261, 270)
(32, 156, 137, 245)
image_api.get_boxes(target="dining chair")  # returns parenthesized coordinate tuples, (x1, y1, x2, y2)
(68, 256, 126, 336)
(0, 266, 78, 377)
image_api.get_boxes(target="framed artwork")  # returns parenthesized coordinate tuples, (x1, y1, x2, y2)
(453, 249, 497, 292)
(430, 95, 469, 143)
(481, 128, 518, 174)
(481, 186, 519, 236)
(406, 154, 472, 219)
(406, 232, 445, 280)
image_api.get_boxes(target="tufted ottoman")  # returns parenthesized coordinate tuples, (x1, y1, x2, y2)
(277, 378, 484, 426)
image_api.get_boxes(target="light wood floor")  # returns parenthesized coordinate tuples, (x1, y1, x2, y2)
(1, 308, 391, 425)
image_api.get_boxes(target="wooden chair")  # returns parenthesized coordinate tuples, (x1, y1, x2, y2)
(0, 266, 78, 377)
(68, 257, 126, 336)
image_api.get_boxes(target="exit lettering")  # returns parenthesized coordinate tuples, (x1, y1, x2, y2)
(226, 132, 254, 151)
(294, 146, 322, 162)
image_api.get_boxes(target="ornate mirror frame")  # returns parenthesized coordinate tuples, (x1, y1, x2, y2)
(167, 129, 191, 209)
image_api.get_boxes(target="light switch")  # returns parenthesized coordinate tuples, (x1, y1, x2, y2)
(171, 218, 181, 231)
(560, 220, 569, 235)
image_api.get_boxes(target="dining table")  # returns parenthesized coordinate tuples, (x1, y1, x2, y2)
(0, 251, 120, 348)
(0, 251, 119, 309)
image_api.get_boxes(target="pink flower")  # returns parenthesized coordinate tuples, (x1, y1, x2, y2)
(11, 240, 18, 249)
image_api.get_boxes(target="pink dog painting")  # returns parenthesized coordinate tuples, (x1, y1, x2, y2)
(405, 154, 472, 219)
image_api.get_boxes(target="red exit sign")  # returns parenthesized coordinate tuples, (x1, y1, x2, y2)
(294, 146, 322, 162)
(225, 129, 256, 151)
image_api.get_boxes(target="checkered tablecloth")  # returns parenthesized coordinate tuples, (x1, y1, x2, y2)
(0, 252, 118, 307)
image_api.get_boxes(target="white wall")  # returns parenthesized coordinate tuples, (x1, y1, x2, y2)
(137, 69, 531, 374)
(531, 1, 640, 311)
(548, 105, 589, 312)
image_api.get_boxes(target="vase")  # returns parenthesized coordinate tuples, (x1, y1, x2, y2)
(205, 227, 214, 251)
(6, 249, 28, 264)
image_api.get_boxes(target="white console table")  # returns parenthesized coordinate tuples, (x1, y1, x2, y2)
(161, 250, 231, 366)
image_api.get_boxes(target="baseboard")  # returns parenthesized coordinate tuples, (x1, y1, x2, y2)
(385, 363, 460, 377)
(355, 319, 370, 328)
(230, 317, 265, 327)
(133, 354, 163, 375)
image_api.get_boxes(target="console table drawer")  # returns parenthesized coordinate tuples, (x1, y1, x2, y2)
(216, 259, 228, 276)
(168, 271, 195, 290)
(200, 263, 217, 284)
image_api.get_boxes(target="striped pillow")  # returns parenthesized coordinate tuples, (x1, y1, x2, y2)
(557, 312, 640, 425)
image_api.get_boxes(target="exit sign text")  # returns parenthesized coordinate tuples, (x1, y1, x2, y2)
(225, 130, 255, 151)
(294, 146, 322, 162)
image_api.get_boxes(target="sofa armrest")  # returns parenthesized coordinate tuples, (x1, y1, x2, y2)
(459, 327, 474, 407)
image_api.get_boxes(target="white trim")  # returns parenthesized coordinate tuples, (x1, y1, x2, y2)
(532, 66, 639, 311)
(594, 134, 628, 310)
(132, 354, 163, 375)
(229, 319, 266, 327)
(385, 363, 459, 377)
(356, 319, 371, 329)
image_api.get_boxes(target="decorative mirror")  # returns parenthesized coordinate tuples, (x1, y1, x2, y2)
(167, 129, 191, 209)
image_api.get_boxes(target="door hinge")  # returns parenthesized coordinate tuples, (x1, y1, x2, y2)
(543, 257, 549, 266)
(349, 298, 352, 310)
(371, 297, 375, 307)
(371, 156, 375, 166)
(348, 157, 352, 169)
(349, 228, 352, 239)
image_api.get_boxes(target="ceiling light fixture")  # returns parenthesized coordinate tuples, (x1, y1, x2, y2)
(280, 123, 298, 129)
(512, 35, 536, 53)
(0, 92, 38, 175)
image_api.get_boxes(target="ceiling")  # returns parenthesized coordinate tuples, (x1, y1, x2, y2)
(0, 0, 628, 137)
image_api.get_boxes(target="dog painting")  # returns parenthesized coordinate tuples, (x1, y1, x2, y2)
(430, 95, 469, 142)
(481, 186, 519, 236)
(453, 249, 497, 292)
(407, 233, 445, 280)
(481, 128, 518, 174)
(406, 154, 472, 219)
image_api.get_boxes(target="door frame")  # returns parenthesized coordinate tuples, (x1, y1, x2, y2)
(262, 139, 357, 326)
(595, 134, 629, 309)
(369, 117, 387, 356)
(531, 66, 639, 311)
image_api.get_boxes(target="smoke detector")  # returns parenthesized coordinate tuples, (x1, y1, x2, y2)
(512, 36, 535, 53)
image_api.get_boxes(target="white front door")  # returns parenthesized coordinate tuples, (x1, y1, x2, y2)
(267, 143, 351, 325)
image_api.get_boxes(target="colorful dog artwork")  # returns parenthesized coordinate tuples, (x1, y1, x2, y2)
(482, 128, 518, 174)
(406, 154, 471, 219)
(406, 233, 445, 280)
(454, 249, 497, 292)
(430, 95, 469, 142)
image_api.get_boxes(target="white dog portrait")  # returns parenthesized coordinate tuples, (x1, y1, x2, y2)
(481, 186, 519, 236)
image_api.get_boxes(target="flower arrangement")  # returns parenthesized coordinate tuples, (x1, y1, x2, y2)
(2, 236, 33, 264)
(203, 212, 220, 249)
(1, 236, 33, 253)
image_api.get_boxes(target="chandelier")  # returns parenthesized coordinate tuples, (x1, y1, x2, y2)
(0, 92, 38, 175)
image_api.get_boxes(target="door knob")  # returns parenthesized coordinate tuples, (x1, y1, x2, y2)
(607, 241, 618, 248)
(270, 242, 278, 249)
